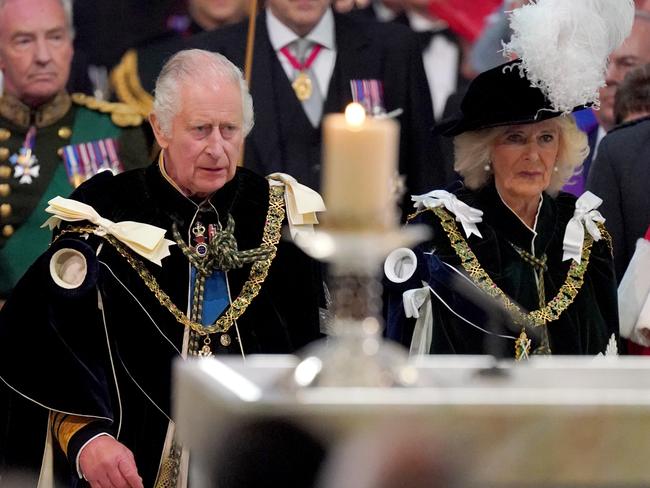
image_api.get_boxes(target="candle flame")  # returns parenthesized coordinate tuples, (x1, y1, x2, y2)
(345, 103, 366, 128)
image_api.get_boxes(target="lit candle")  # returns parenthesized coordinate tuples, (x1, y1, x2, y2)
(322, 103, 400, 231)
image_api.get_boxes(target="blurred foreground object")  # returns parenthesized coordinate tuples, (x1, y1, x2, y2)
(174, 355, 650, 487)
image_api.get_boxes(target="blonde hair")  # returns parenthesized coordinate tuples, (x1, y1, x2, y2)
(453, 114, 588, 196)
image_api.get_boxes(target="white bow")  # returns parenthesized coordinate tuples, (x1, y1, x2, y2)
(42, 196, 175, 266)
(403, 284, 433, 356)
(412, 190, 483, 238)
(267, 173, 326, 240)
(562, 191, 605, 263)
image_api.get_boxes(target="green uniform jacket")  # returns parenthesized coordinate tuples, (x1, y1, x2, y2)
(0, 92, 149, 297)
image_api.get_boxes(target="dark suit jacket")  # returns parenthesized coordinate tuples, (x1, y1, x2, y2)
(188, 11, 443, 207)
(346, 5, 409, 25)
(586, 116, 650, 281)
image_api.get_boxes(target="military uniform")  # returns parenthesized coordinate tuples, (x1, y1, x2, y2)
(0, 92, 149, 297)
(111, 32, 196, 117)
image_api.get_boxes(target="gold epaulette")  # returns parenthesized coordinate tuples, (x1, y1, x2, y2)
(71, 92, 144, 128)
(110, 49, 154, 118)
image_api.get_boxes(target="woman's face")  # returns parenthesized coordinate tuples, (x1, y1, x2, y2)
(490, 120, 560, 203)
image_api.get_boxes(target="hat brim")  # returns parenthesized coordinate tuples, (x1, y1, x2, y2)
(434, 59, 591, 137)
(435, 108, 565, 136)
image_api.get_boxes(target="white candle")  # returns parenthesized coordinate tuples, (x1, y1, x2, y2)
(322, 103, 400, 231)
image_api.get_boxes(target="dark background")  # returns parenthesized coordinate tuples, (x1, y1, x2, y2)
(72, 0, 185, 69)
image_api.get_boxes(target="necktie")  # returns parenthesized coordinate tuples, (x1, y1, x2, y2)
(284, 38, 323, 127)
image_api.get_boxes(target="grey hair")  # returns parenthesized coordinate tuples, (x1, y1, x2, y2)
(453, 114, 589, 197)
(0, 0, 75, 37)
(153, 49, 254, 138)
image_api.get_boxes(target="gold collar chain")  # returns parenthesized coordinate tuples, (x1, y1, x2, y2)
(427, 206, 598, 328)
(54, 184, 286, 336)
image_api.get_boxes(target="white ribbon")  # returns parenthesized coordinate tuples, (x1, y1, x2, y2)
(267, 172, 326, 240)
(562, 191, 605, 263)
(403, 284, 433, 356)
(42, 196, 175, 266)
(412, 190, 483, 238)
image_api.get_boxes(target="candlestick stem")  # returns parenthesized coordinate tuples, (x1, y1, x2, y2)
(285, 228, 429, 388)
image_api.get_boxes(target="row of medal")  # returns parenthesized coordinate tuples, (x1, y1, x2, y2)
(6, 125, 123, 187)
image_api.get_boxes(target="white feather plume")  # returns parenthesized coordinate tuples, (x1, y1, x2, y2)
(502, 0, 635, 112)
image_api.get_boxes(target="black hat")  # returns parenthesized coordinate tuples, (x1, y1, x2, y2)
(437, 59, 565, 137)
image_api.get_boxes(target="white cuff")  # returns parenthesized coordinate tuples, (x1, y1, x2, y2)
(402, 284, 433, 356)
(76, 432, 114, 479)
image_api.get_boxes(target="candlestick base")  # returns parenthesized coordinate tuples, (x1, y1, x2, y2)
(288, 324, 419, 388)
(287, 227, 429, 388)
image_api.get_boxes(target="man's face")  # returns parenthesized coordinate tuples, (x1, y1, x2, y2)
(152, 77, 244, 199)
(267, 0, 330, 37)
(597, 18, 650, 130)
(189, 0, 250, 30)
(0, 0, 73, 107)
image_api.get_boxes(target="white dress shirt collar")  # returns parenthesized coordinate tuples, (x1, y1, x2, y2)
(266, 7, 335, 52)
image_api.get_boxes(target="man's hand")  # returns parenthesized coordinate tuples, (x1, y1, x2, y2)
(79, 436, 144, 488)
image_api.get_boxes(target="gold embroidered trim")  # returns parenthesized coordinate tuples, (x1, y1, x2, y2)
(50, 412, 92, 456)
(427, 206, 597, 328)
(0, 92, 71, 128)
(71, 93, 143, 127)
(109, 49, 155, 118)
(54, 184, 286, 336)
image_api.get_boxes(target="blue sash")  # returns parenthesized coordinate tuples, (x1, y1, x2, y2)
(191, 268, 229, 325)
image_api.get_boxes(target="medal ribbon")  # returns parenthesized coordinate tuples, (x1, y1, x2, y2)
(351, 79, 386, 116)
(15, 126, 37, 165)
(10, 125, 39, 184)
(279, 42, 322, 73)
(23, 126, 37, 152)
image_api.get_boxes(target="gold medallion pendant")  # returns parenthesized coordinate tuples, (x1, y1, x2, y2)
(292, 71, 312, 101)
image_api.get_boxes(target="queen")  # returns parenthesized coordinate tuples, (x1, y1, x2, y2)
(384, 59, 619, 358)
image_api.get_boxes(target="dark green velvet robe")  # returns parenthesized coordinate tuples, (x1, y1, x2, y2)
(386, 183, 619, 356)
(0, 163, 323, 486)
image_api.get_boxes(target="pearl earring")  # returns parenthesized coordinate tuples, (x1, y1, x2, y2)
(484, 162, 491, 172)
(553, 166, 559, 173)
